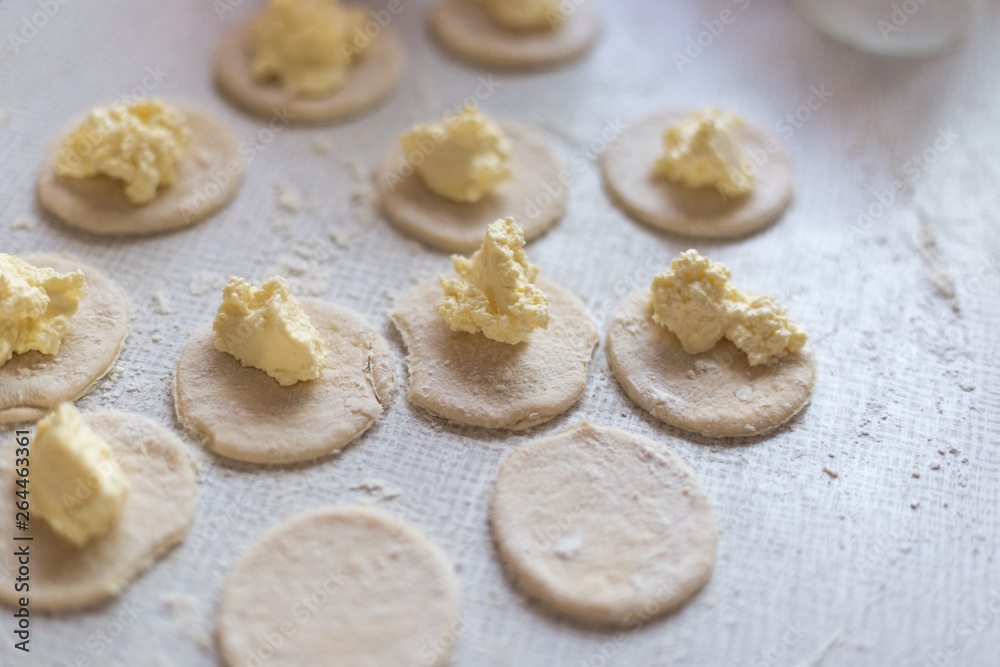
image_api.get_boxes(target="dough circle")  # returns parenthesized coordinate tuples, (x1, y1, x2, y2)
(375, 122, 567, 252)
(606, 289, 816, 438)
(0, 253, 130, 425)
(602, 110, 794, 239)
(491, 422, 718, 626)
(390, 276, 597, 430)
(431, 0, 600, 69)
(0, 411, 197, 612)
(216, 505, 462, 667)
(174, 299, 395, 465)
(37, 104, 243, 236)
(214, 22, 404, 123)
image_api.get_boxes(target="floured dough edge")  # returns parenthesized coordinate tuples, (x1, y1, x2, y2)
(174, 299, 396, 465)
(0, 253, 130, 424)
(390, 275, 598, 431)
(216, 505, 462, 667)
(0, 411, 197, 612)
(37, 103, 243, 236)
(214, 21, 404, 124)
(606, 289, 815, 438)
(375, 122, 567, 253)
(602, 110, 794, 239)
(431, 0, 601, 70)
(490, 422, 718, 626)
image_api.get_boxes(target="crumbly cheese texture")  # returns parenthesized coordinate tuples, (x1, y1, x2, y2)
(33, 403, 130, 547)
(439, 218, 549, 345)
(251, 0, 372, 97)
(650, 250, 807, 365)
(54, 100, 191, 205)
(400, 106, 512, 203)
(653, 108, 754, 197)
(0, 254, 87, 366)
(475, 0, 563, 30)
(213, 276, 327, 386)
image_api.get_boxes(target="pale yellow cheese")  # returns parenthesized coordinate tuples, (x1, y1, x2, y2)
(475, 0, 563, 30)
(213, 276, 327, 386)
(650, 250, 735, 355)
(251, 0, 372, 97)
(726, 295, 808, 366)
(653, 108, 754, 197)
(33, 403, 130, 547)
(0, 254, 87, 367)
(54, 99, 191, 205)
(439, 217, 549, 345)
(650, 250, 807, 365)
(400, 106, 512, 203)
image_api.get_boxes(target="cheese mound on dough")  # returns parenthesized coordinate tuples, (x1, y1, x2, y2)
(400, 106, 512, 203)
(33, 403, 130, 547)
(475, 0, 564, 30)
(54, 99, 191, 205)
(0, 254, 87, 366)
(251, 0, 372, 97)
(650, 250, 806, 365)
(213, 276, 327, 386)
(653, 108, 754, 197)
(439, 218, 549, 344)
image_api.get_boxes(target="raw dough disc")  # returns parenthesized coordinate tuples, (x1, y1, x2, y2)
(214, 21, 404, 123)
(602, 110, 794, 239)
(174, 299, 395, 465)
(37, 104, 243, 236)
(0, 411, 197, 612)
(390, 276, 597, 430)
(375, 122, 567, 253)
(216, 505, 462, 667)
(431, 0, 600, 69)
(491, 422, 717, 626)
(606, 289, 815, 438)
(0, 253, 130, 425)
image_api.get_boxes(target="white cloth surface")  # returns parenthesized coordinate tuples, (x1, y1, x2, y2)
(1, 1, 999, 665)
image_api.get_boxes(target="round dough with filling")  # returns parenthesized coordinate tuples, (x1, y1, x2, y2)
(0, 411, 197, 612)
(602, 110, 794, 239)
(216, 505, 462, 667)
(431, 0, 600, 69)
(37, 104, 243, 236)
(491, 422, 717, 626)
(390, 276, 597, 430)
(214, 22, 404, 123)
(376, 122, 566, 252)
(606, 289, 815, 438)
(0, 253, 129, 425)
(174, 299, 395, 465)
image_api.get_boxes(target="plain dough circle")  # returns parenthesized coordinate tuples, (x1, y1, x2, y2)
(491, 422, 718, 626)
(390, 275, 597, 430)
(174, 299, 395, 465)
(602, 110, 794, 239)
(216, 505, 462, 667)
(375, 122, 567, 252)
(0, 411, 197, 612)
(37, 104, 243, 236)
(431, 0, 600, 69)
(0, 253, 130, 425)
(606, 289, 816, 438)
(214, 21, 404, 123)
